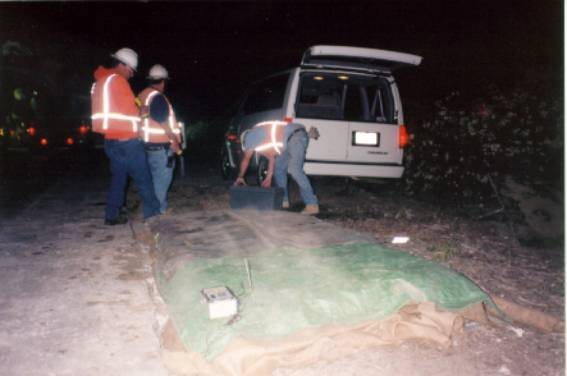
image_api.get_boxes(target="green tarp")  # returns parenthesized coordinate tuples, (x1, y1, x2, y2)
(157, 242, 490, 359)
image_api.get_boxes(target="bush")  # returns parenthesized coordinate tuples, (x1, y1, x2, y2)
(183, 117, 229, 160)
(403, 87, 563, 206)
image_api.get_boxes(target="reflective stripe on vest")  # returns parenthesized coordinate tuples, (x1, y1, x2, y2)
(141, 89, 181, 143)
(253, 121, 287, 154)
(91, 74, 140, 131)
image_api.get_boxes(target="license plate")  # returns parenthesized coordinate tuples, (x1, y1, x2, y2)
(352, 131, 380, 146)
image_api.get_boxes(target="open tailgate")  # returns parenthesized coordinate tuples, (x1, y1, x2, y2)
(301, 45, 422, 73)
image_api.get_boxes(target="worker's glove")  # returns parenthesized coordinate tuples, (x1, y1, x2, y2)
(308, 126, 320, 140)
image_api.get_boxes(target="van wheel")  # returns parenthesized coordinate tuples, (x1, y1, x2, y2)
(247, 156, 269, 186)
(256, 156, 269, 186)
(220, 148, 236, 180)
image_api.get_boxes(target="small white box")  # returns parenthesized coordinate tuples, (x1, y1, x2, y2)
(201, 287, 238, 319)
(392, 236, 410, 244)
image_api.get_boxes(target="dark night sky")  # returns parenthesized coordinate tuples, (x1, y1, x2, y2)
(0, 1, 562, 122)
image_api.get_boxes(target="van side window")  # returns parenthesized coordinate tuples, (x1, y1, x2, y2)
(241, 74, 288, 115)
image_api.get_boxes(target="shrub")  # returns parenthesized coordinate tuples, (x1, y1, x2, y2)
(403, 87, 563, 207)
(183, 117, 228, 159)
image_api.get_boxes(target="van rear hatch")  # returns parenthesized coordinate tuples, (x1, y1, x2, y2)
(301, 45, 422, 73)
(295, 70, 406, 177)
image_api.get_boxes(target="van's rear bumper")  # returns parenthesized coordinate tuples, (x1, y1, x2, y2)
(304, 161, 404, 178)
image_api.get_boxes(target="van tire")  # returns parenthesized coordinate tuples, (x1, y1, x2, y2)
(244, 156, 269, 186)
(220, 147, 236, 180)
(256, 156, 269, 186)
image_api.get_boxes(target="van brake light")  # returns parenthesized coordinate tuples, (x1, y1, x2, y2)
(227, 133, 239, 143)
(399, 125, 409, 148)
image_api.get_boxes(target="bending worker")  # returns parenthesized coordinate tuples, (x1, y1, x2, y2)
(138, 64, 182, 214)
(91, 47, 160, 225)
(233, 121, 319, 215)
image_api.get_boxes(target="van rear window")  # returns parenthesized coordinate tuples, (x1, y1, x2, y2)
(296, 73, 395, 123)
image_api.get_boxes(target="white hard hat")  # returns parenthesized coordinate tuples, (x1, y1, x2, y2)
(111, 47, 138, 71)
(148, 64, 169, 80)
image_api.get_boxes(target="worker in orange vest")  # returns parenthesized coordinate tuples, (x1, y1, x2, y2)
(91, 47, 160, 225)
(137, 64, 182, 214)
(234, 121, 319, 215)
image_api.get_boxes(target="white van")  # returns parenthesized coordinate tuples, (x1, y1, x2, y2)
(221, 45, 422, 182)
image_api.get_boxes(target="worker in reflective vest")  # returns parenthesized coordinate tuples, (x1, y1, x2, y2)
(234, 121, 319, 215)
(137, 64, 182, 214)
(90, 47, 160, 225)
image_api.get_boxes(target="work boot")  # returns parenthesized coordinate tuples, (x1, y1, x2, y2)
(301, 204, 319, 215)
(140, 214, 162, 245)
(282, 200, 290, 209)
(144, 214, 162, 227)
(104, 213, 128, 226)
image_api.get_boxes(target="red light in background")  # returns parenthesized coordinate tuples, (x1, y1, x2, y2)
(66, 137, 75, 145)
(79, 124, 89, 136)
(27, 127, 36, 136)
(227, 134, 238, 141)
(40, 138, 48, 146)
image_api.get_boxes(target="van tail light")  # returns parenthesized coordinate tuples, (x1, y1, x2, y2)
(66, 137, 75, 145)
(79, 124, 89, 136)
(399, 124, 409, 149)
(284, 117, 293, 124)
(226, 133, 239, 143)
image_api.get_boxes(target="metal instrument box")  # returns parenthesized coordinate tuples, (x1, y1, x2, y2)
(201, 286, 238, 319)
(229, 186, 284, 210)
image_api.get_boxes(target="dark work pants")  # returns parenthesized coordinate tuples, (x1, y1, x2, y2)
(103, 138, 160, 220)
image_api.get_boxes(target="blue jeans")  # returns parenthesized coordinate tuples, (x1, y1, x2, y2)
(146, 146, 175, 214)
(274, 130, 318, 205)
(104, 139, 160, 220)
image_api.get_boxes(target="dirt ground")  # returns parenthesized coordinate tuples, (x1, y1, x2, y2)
(0, 166, 562, 375)
(0, 174, 169, 375)
(167, 171, 565, 376)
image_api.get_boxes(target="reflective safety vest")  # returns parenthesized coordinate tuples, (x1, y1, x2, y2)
(250, 121, 288, 155)
(90, 73, 140, 138)
(137, 88, 182, 144)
